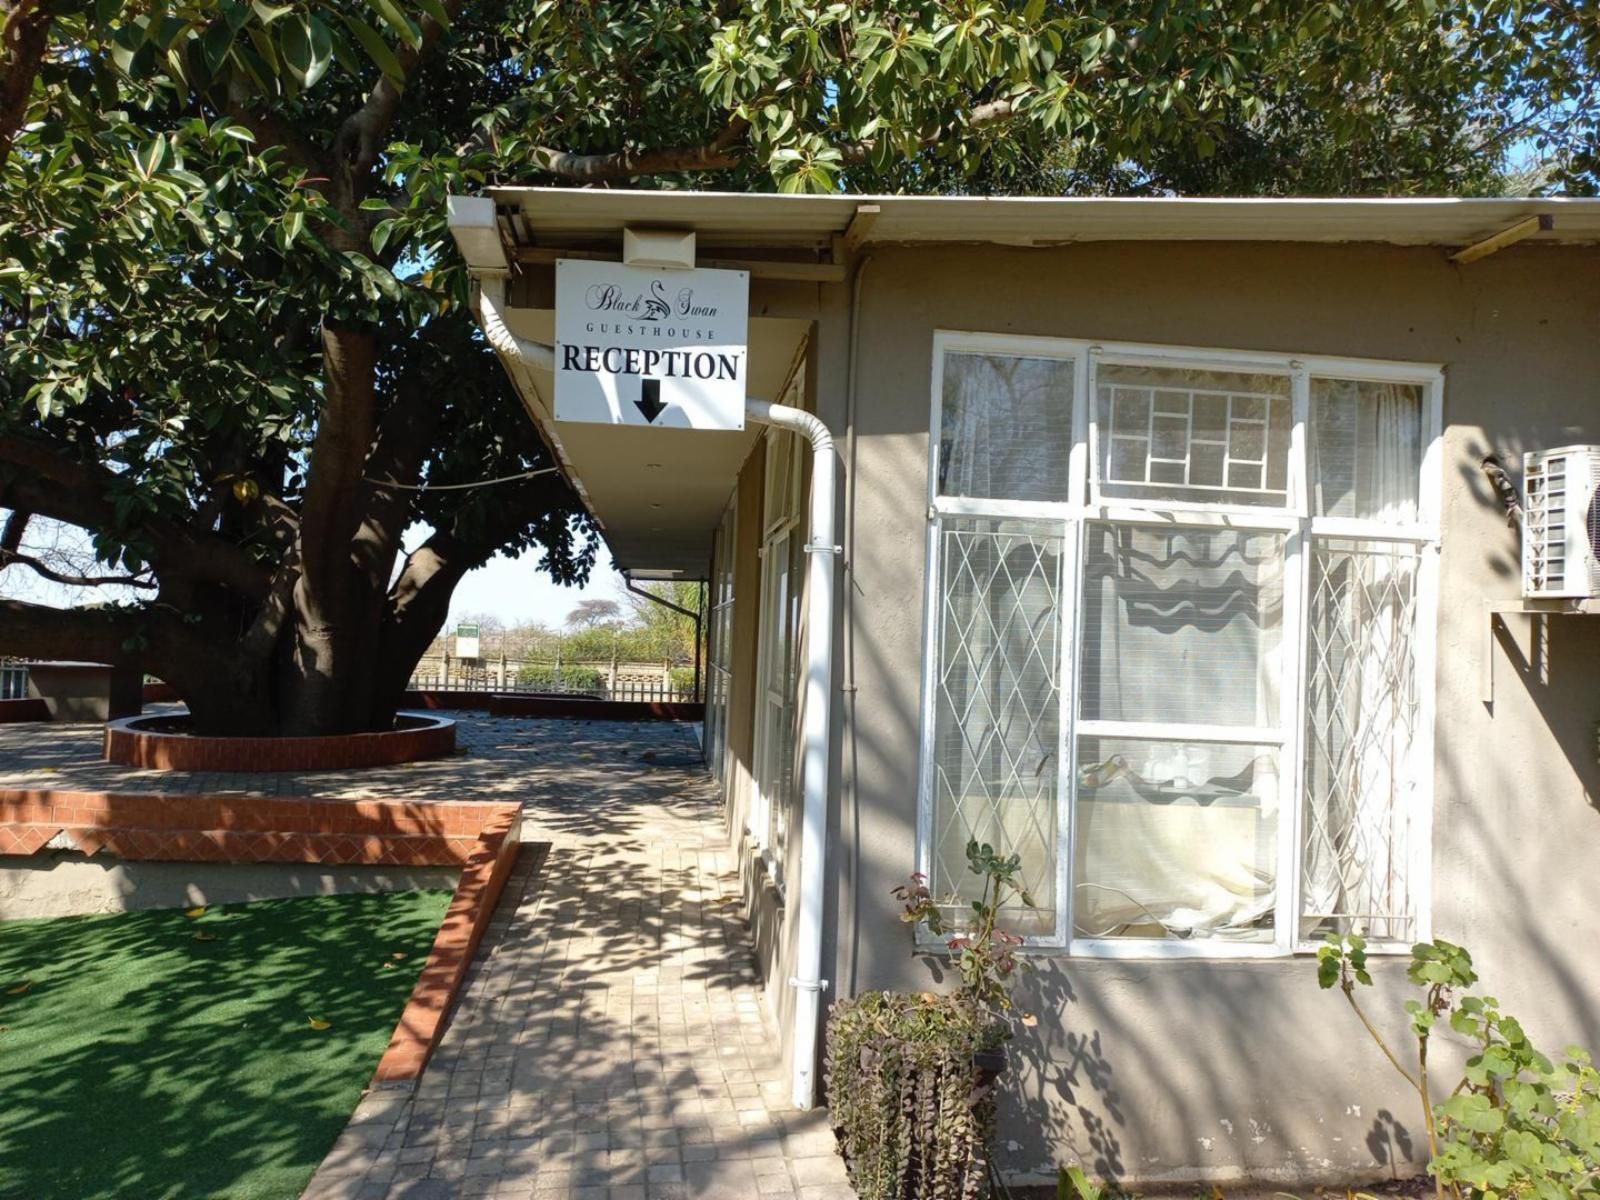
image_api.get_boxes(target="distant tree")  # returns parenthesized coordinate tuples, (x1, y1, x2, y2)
(625, 583, 705, 666)
(566, 598, 622, 630)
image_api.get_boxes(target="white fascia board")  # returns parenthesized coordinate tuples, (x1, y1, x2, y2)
(447, 194, 509, 272)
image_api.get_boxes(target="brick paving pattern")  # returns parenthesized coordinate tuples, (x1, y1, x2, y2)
(0, 713, 854, 1199)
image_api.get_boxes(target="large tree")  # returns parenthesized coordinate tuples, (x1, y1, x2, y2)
(0, 2, 1587, 736)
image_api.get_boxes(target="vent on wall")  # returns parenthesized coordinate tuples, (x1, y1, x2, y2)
(1523, 446, 1600, 599)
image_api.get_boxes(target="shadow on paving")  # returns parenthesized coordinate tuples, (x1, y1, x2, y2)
(310, 804, 851, 1198)
(0, 891, 451, 1200)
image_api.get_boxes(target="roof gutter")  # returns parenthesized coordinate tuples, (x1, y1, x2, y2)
(745, 396, 837, 1111)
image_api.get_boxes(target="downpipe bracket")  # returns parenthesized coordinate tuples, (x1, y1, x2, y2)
(789, 977, 831, 993)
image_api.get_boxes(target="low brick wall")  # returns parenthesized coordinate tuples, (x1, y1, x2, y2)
(401, 690, 497, 711)
(0, 789, 502, 865)
(487, 694, 705, 722)
(0, 788, 524, 1086)
(103, 714, 456, 772)
(0, 697, 50, 724)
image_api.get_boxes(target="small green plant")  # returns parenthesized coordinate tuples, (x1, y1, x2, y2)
(1057, 1163, 1107, 1200)
(893, 839, 1036, 1023)
(1318, 934, 1600, 1200)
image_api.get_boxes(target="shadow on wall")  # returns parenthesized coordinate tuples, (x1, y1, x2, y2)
(1461, 430, 1600, 808)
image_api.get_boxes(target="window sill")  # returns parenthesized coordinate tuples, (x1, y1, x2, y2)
(912, 929, 1414, 961)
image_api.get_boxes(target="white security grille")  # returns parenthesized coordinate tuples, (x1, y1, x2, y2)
(1302, 539, 1422, 943)
(921, 335, 1441, 953)
(930, 518, 1062, 934)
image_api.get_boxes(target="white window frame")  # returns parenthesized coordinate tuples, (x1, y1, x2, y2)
(917, 330, 1442, 960)
(750, 374, 807, 887)
(706, 497, 737, 788)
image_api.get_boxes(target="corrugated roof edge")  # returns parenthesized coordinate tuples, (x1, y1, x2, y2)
(476, 188, 1600, 249)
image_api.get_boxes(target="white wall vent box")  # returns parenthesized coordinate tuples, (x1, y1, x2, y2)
(623, 227, 696, 270)
(1523, 445, 1600, 599)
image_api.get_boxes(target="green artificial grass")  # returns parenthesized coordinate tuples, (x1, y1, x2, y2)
(0, 889, 452, 1200)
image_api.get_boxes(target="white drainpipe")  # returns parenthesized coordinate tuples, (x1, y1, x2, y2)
(745, 397, 837, 1111)
(467, 303, 839, 1110)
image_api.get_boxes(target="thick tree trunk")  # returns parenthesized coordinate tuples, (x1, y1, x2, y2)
(279, 322, 383, 735)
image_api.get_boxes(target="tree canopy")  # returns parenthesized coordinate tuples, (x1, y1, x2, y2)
(0, 1, 1591, 735)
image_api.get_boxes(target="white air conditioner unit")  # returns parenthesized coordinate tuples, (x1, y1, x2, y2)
(1523, 446, 1600, 599)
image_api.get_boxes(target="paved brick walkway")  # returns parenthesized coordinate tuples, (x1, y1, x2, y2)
(0, 713, 852, 1199)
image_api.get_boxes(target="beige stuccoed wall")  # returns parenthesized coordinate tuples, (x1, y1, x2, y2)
(834, 240, 1600, 1186)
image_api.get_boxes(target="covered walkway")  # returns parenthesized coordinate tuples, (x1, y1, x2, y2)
(292, 716, 851, 1200)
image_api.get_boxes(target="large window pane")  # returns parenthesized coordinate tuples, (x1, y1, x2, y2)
(1074, 738, 1280, 942)
(930, 517, 1063, 935)
(1096, 365, 1290, 507)
(1309, 379, 1424, 523)
(1081, 524, 1284, 726)
(939, 353, 1075, 503)
(1302, 539, 1422, 943)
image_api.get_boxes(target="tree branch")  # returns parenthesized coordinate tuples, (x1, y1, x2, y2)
(330, 0, 466, 205)
(353, 374, 444, 592)
(0, 0, 50, 168)
(841, 96, 1020, 164)
(0, 435, 272, 600)
(529, 117, 749, 181)
(0, 597, 147, 664)
(220, 77, 327, 178)
(0, 547, 156, 589)
(519, 98, 1018, 183)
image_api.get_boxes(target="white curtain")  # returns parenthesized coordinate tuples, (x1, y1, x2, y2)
(1073, 524, 1284, 941)
(1302, 380, 1422, 941)
(939, 353, 1074, 503)
(1310, 380, 1421, 523)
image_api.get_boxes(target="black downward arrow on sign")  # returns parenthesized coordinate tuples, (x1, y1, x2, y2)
(635, 378, 667, 424)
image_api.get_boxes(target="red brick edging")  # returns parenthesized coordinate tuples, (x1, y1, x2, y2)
(102, 714, 457, 772)
(0, 788, 523, 1085)
(402, 690, 705, 722)
(487, 694, 705, 722)
(370, 819, 533, 1085)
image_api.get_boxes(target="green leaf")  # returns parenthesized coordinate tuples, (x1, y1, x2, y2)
(415, 0, 451, 29)
(136, 134, 168, 179)
(370, 218, 399, 255)
(339, 12, 406, 84)
(1441, 1093, 1506, 1135)
(367, 0, 422, 50)
(251, 1, 294, 23)
(200, 20, 238, 77)
(280, 13, 334, 89)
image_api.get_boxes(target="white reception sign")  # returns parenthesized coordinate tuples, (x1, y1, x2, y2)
(554, 259, 749, 430)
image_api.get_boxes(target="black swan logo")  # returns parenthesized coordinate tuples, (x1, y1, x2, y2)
(641, 280, 671, 321)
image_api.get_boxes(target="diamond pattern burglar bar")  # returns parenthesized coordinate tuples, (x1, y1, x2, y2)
(930, 517, 1063, 936)
(1301, 538, 1422, 943)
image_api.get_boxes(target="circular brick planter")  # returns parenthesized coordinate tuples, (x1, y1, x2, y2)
(103, 713, 457, 772)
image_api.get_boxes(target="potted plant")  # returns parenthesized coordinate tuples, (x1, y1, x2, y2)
(824, 839, 1036, 1200)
